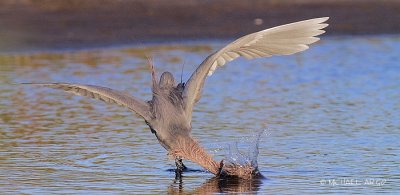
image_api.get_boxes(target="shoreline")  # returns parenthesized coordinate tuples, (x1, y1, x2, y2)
(1, 34, 399, 55)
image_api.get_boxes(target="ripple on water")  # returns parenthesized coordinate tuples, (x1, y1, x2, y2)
(1, 36, 400, 194)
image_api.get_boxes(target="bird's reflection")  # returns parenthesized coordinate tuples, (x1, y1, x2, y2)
(168, 171, 264, 194)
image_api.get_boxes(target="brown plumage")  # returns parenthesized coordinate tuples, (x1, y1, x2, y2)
(23, 18, 329, 179)
(170, 136, 220, 175)
(170, 136, 260, 179)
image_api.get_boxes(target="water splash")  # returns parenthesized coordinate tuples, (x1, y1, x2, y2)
(221, 129, 267, 178)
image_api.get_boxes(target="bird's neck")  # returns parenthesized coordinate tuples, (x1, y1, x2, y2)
(171, 136, 220, 175)
(170, 136, 260, 179)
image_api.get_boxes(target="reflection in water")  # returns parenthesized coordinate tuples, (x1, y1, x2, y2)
(169, 175, 264, 194)
(1, 36, 400, 194)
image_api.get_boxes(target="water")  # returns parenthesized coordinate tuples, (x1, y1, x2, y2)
(1, 35, 399, 194)
(224, 129, 266, 172)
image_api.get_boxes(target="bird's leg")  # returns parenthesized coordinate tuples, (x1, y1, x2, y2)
(175, 157, 187, 172)
(174, 157, 186, 179)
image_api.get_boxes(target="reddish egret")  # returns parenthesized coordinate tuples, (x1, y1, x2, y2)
(24, 17, 329, 179)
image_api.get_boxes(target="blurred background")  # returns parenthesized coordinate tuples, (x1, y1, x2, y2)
(1, 0, 399, 52)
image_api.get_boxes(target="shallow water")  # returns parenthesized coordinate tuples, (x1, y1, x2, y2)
(1, 36, 399, 194)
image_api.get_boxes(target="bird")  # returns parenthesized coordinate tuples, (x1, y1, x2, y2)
(23, 17, 329, 179)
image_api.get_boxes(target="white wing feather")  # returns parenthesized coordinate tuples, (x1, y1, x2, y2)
(183, 17, 329, 122)
(207, 17, 329, 76)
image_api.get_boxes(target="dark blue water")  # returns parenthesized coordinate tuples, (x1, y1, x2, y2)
(1, 35, 399, 194)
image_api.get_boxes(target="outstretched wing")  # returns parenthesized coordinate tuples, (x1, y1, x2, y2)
(23, 83, 152, 121)
(183, 17, 329, 121)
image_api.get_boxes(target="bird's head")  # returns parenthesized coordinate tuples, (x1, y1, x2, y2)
(159, 72, 176, 88)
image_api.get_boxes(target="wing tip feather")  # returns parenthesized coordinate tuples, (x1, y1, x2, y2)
(198, 17, 330, 79)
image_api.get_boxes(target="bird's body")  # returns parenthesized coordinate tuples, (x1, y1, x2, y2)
(23, 17, 329, 179)
(147, 72, 191, 152)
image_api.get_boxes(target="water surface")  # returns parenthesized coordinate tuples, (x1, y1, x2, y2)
(1, 36, 399, 194)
